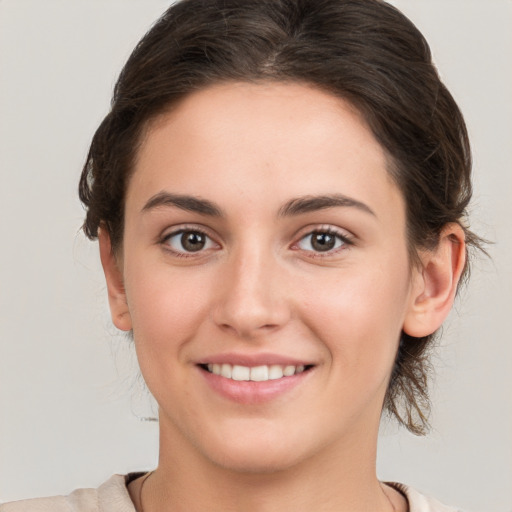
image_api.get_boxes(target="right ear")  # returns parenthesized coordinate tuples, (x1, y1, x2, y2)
(98, 228, 132, 331)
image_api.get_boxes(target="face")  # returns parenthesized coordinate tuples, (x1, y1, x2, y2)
(107, 82, 424, 473)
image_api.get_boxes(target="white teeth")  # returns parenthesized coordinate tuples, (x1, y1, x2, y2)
(206, 363, 308, 381)
(250, 365, 269, 382)
(283, 365, 296, 377)
(220, 363, 232, 379)
(232, 365, 250, 381)
(268, 365, 284, 380)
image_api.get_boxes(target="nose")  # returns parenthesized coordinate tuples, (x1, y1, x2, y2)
(211, 242, 291, 339)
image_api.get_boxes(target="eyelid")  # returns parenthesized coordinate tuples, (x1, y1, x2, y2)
(159, 221, 218, 238)
(159, 224, 221, 256)
(290, 225, 355, 255)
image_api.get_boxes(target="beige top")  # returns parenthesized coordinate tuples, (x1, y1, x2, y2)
(0, 475, 463, 512)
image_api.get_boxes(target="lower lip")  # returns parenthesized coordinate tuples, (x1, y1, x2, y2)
(199, 367, 312, 404)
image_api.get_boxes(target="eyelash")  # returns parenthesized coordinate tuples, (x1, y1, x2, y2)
(292, 227, 354, 257)
(159, 226, 353, 258)
(160, 226, 218, 258)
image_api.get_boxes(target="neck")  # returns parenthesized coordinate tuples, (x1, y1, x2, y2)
(145, 413, 395, 512)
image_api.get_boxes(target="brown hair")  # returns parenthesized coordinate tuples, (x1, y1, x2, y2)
(79, 0, 482, 435)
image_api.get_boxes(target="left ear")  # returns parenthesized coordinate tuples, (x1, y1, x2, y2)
(403, 223, 466, 338)
(98, 228, 133, 332)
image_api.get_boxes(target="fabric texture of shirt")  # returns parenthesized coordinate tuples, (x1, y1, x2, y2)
(0, 474, 465, 512)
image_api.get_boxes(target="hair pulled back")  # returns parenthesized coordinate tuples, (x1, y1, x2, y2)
(79, 0, 481, 435)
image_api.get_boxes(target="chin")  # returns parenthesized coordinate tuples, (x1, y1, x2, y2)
(196, 422, 319, 475)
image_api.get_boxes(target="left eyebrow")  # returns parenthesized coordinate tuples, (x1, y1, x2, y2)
(141, 192, 225, 217)
(278, 194, 376, 217)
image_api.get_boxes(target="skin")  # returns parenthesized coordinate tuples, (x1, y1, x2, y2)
(100, 82, 466, 512)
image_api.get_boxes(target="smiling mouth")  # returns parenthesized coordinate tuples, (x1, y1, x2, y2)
(199, 363, 314, 382)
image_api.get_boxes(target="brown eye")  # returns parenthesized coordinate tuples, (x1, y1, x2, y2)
(164, 229, 216, 254)
(296, 230, 346, 253)
(181, 231, 206, 252)
(311, 232, 336, 251)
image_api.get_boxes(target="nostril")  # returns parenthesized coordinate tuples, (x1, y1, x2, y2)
(211, 283, 291, 337)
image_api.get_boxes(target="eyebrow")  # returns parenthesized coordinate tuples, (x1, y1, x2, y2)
(279, 194, 376, 217)
(141, 191, 375, 218)
(142, 192, 224, 217)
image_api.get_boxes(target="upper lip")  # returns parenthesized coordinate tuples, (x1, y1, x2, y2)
(197, 352, 315, 367)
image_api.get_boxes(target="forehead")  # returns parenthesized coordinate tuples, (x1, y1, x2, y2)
(146, 82, 379, 163)
(128, 81, 404, 223)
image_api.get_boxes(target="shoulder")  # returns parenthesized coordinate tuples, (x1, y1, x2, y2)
(389, 482, 466, 512)
(0, 475, 136, 512)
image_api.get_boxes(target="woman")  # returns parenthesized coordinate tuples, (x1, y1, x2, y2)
(1, 0, 483, 510)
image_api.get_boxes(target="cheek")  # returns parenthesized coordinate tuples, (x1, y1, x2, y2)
(299, 259, 411, 376)
(124, 265, 210, 365)
(124, 270, 215, 414)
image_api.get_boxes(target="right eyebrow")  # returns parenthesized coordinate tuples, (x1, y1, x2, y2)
(278, 194, 376, 218)
(141, 192, 224, 217)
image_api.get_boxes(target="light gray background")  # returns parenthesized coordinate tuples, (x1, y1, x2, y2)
(0, 1, 511, 510)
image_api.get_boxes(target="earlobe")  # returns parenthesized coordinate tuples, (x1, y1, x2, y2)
(403, 223, 466, 338)
(98, 228, 132, 332)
